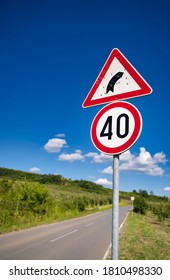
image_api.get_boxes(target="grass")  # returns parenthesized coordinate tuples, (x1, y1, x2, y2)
(119, 199, 131, 206)
(119, 212, 170, 260)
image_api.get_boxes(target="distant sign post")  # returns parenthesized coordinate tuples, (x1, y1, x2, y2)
(82, 48, 152, 260)
(131, 196, 135, 215)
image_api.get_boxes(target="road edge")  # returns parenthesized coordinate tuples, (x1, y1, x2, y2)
(103, 210, 130, 259)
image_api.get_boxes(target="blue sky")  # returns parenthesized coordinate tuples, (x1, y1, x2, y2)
(1, 0, 170, 197)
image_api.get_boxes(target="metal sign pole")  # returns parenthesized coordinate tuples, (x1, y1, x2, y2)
(111, 154, 120, 260)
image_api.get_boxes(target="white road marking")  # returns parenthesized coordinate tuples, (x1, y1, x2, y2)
(86, 222, 94, 227)
(103, 243, 111, 260)
(103, 210, 130, 259)
(50, 229, 78, 242)
(119, 212, 129, 231)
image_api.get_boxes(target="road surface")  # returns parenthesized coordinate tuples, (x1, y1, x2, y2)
(0, 206, 131, 260)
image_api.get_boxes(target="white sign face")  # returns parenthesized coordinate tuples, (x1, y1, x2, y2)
(131, 196, 135, 201)
(91, 101, 142, 155)
(95, 106, 135, 148)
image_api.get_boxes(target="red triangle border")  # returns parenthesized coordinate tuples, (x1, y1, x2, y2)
(82, 48, 152, 108)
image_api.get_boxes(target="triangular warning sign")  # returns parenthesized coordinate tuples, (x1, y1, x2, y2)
(82, 48, 152, 108)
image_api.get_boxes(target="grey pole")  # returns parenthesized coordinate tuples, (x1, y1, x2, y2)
(111, 154, 120, 260)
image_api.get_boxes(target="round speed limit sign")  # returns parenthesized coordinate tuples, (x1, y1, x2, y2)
(91, 101, 142, 155)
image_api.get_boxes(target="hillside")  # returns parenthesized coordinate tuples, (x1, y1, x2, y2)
(0, 166, 113, 195)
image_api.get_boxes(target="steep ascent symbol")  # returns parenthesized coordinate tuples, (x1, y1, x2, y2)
(106, 71, 124, 94)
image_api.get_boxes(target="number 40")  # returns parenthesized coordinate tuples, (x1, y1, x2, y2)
(100, 113, 129, 140)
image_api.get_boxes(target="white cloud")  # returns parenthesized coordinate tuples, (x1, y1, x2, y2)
(85, 152, 112, 163)
(100, 147, 167, 177)
(95, 178, 112, 186)
(85, 152, 97, 158)
(58, 150, 84, 162)
(55, 133, 65, 138)
(29, 167, 41, 173)
(153, 152, 167, 164)
(119, 147, 166, 176)
(88, 175, 96, 179)
(101, 166, 113, 174)
(120, 150, 134, 161)
(164, 187, 170, 192)
(44, 138, 67, 153)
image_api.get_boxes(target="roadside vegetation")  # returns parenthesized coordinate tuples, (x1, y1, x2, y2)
(0, 167, 112, 233)
(119, 190, 170, 260)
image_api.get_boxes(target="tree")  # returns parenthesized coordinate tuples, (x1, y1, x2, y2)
(132, 190, 138, 194)
(139, 189, 149, 198)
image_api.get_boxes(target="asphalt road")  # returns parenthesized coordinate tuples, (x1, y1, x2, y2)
(0, 206, 131, 260)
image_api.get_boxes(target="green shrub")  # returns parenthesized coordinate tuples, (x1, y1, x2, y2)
(133, 196, 148, 215)
(0, 179, 13, 192)
(152, 203, 170, 221)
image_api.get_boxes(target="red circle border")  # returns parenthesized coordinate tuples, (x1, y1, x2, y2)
(90, 101, 142, 155)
